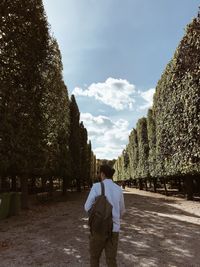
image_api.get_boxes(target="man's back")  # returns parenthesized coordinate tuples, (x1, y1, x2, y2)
(84, 178, 125, 232)
(85, 164, 125, 267)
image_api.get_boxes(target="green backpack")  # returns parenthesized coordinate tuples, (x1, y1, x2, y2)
(88, 182, 113, 236)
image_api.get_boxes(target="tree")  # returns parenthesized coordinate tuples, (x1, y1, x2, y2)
(69, 95, 81, 192)
(86, 140, 92, 186)
(136, 118, 149, 180)
(112, 10, 200, 199)
(90, 151, 96, 185)
(147, 109, 157, 191)
(41, 38, 71, 194)
(79, 122, 88, 187)
(127, 128, 139, 179)
(0, 0, 50, 207)
(153, 16, 200, 199)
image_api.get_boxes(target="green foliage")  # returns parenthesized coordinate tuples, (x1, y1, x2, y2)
(114, 13, 200, 183)
(154, 17, 200, 177)
(0, 0, 50, 177)
(86, 141, 92, 185)
(147, 109, 156, 177)
(136, 118, 149, 178)
(41, 38, 70, 178)
(90, 151, 97, 183)
(128, 129, 139, 179)
(69, 95, 81, 190)
(113, 151, 130, 181)
(79, 122, 89, 185)
(0, 1, 96, 199)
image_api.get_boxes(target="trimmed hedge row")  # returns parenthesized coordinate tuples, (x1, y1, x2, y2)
(113, 15, 200, 199)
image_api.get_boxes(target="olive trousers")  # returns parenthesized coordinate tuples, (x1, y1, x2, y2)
(89, 232, 119, 267)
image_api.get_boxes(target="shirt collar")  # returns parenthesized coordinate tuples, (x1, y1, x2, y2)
(104, 178, 113, 182)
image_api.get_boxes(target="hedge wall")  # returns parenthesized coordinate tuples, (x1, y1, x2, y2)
(113, 14, 200, 199)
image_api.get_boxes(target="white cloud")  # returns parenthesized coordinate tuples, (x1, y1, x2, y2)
(80, 113, 130, 159)
(73, 78, 155, 112)
(139, 88, 155, 110)
(76, 80, 156, 159)
(73, 78, 136, 110)
(94, 146, 123, 160)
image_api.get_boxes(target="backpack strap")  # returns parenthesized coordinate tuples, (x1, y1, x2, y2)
(101, 182, 105, 196)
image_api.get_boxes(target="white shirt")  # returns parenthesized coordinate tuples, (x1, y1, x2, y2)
(84, 179, 126, 232)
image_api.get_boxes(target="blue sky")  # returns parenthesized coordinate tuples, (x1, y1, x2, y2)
(43, 0, 199, 159)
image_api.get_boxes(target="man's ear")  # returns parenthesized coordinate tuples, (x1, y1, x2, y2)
(101, 172, 105, 179)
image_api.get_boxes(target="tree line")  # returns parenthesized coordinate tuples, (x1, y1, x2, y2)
(0, 0, 96, 208)
(113, 12, 200, 200)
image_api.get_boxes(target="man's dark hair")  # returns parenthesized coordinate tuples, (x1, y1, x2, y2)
(100, 164, 115, 178)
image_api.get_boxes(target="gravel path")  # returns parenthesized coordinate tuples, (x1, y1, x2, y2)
(0, 188, 200, 267)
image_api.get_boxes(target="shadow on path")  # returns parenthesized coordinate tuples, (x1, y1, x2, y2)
(118, 192, 200, 267)
(0, 190, 200, 267)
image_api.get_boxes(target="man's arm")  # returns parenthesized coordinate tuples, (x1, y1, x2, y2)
(119, 190, 125, 217)
(84, 184, 98, 212)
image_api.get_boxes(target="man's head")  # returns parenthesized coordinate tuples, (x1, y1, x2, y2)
(99, 164, 115, 180)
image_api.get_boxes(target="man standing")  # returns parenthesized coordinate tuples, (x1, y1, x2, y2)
(84, 164, 125, 267)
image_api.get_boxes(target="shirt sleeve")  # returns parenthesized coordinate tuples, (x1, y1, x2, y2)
(84, 184, 98, 212)
(119, 190, 126, 217)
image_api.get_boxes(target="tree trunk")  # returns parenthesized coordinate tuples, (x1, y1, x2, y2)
(177, 177, 182, 192)
(59, 177, 61, 191)
(185, 176, 193, 200)
(11, 176, 17, 191)
(49, 177, 53, 197)
(196, 176, 200, 194)
(139, 179, 143, 190)
(162, 177, 168, 196)
(149, 179, 152, 189)
(145, 178, 148, 191)
(31, 177, 36, 193)
(1, 177, 8, 192)
(153, 178, 157, 193)
(76, 179, 81, 192)
(0, 176, 2, 192)
(41, 177, 46, 192)
(62, 177, 67, 196)
(135, 179, 138, 189)
(20, 176, 29, 209)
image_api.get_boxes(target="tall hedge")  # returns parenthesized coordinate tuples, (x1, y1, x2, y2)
(114, 12, 200, 198)
(90, 151, 96, 184)
(136, 118, 149, 179)
(153, 17, 200, 177)
(147, 109, 156, 178)
(0, 0, 50, 207)
(113, 156, 122, 181)
(69, 95, 81, 191)
(0, 1, 96, 200)
(41, 39, 70, 178)
(127, 129, 138, 179)
(113, 149, 130, 181)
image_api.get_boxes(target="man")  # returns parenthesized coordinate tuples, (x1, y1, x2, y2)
(84, 164, 125, 267)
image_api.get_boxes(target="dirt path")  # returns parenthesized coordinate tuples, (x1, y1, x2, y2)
(0, 189, 200, 267)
